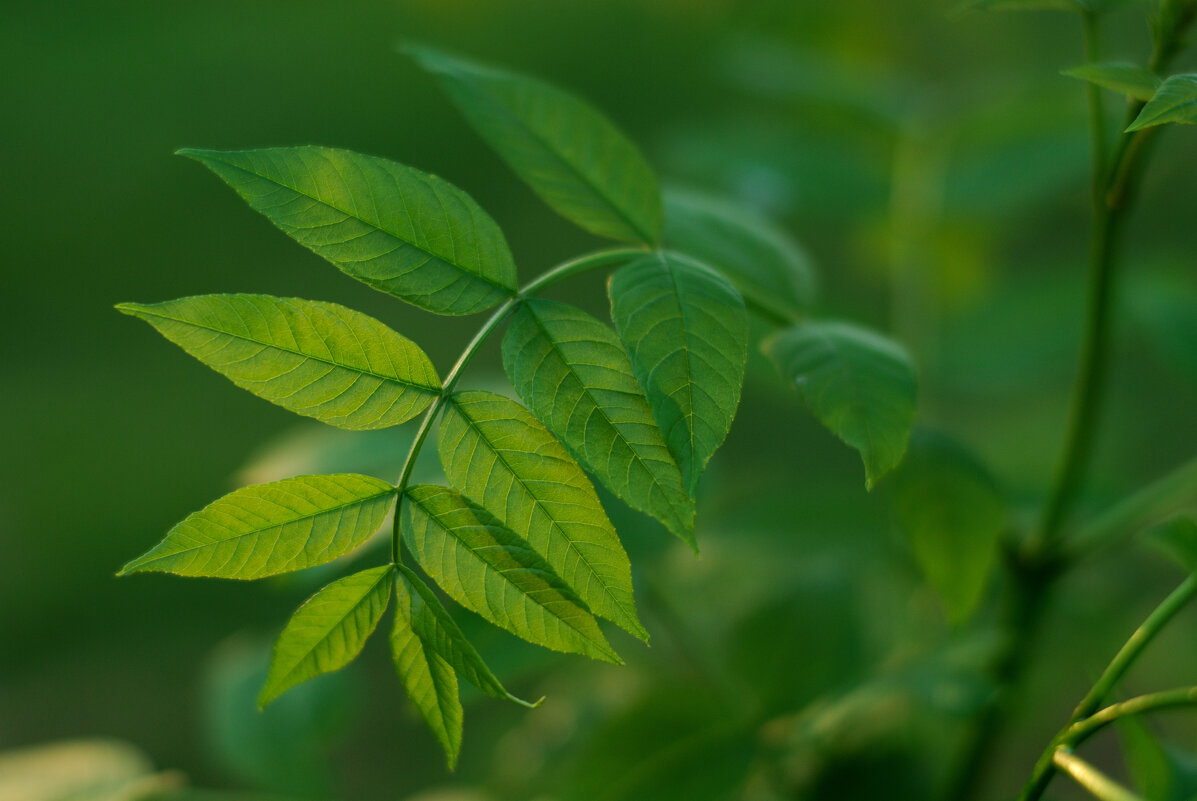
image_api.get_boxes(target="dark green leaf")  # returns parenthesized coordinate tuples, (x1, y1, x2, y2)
(1127, 74, 1197, 131)
(765, 321, 917, 488)
(393, 563, 535, 707)
(119, 474, 396, 579)
(438, 391, 650, 635)
(1064, 63, 1162, 101)
(402, 485, 620, 663)
(889, 432, 1006, 624)
(391, 568, 462, 769)
(406, 45, 662, 244)
(179, 147, 517, 315)
(118, 295, 441, 429)
(663, 188, 817, 321)
(609, 253, 749, 496)
(259, 565, 393, 708)
(1147, 515, 1197, 573)
(502, 299, 695, 545)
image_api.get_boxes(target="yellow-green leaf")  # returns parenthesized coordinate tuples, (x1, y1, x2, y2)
(1064, 63, 1161, 101)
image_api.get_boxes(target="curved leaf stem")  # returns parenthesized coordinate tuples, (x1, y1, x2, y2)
(389, 247, 648, 565)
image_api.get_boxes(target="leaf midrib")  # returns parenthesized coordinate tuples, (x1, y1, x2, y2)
(121, 303, 442, 395)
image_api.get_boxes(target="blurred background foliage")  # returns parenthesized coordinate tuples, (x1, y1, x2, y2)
(3, 0, 1197, 799)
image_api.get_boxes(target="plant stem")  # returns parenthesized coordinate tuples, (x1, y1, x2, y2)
(388, 246, 647, 565)
(1053, 748, 1146, 801)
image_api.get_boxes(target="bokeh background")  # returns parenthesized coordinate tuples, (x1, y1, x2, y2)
(4, 1, 1197, 799)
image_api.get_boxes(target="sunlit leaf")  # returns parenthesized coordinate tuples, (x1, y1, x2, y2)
(406, 45, 662, 244)
(391, 567, 462, 769)
(180, 147, 517, 314)
(118, 295, 441, 429)
(119, 474, 396, 579)
(393, 563, 535, 707)
(1127, 74, 1197, 131)
(889, 432, 1006, 624)
(765, 321, 917, 488)
(1064, 63, 1161, 101)
(610, 252, 749, 497)
(663, 188, 817, 321)
(502, 299, 695, 545)
(438, 391, 650, 635)
(259, 565, 393, 708)
(403, 485, 620, 663)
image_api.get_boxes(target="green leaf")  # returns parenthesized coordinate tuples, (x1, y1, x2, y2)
(1127, 74, 1197, 131)
(961, 0, 1083, 10)
(1064, 63, 1162, 101)
(179, 147, 517, 315)
(402, 485, 621, 663)
(393, 563, 536, 708)
(118, 294, 441, 429)
(391, 568, 462, 769)
(502, 299, 695, 545)
(889, 432, 1006, 624)
(119, 474, 396, 579)
(662, 188, 817, 321)
(438, 391, 651, 635)
(1147, 515, 1197, 573)
(765, 321, 917, 488)
(405, 45, 662, 244)
(609, 252, 749, 497)
(259, 565, 393, 708)
(1118, 716, 1174, 801)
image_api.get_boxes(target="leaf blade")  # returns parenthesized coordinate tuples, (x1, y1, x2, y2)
(259, 565, 393, 708)
(1064, 63, 1162, 102)
(407, 46, 662, 244)
(119, 294, 441, 429)
(765, 320, 917, 488)
(119, 474, 396, 579)
(179, 147, 517, 314)
(391, 569, 462, 769)
(438, 390, 650, 636)
(403, 485, 620, 663)
(1127, 74, 1197, 131)
(609, 253, 749, 496)
(502, 299, 695, 545)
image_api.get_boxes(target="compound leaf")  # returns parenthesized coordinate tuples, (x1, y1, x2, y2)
(765, 321, 917, 488)
(403, 485, 620, 663)
(394, 563, 536, 707)
(1128, 74, 1197, 131)
(406, 45, 662, 245)
(438, 391, 651, 634)
(502, 299, 695, 546)
(259, 565, 393, 708)
(118, 294, 441, 430)
(663, 188, 817, 322)
(1064, 63, 1162, 101)
(391, 569, 462, 769)
(179, 147, 517, 315)
(609, 253, 749, 497)
(119, 474, 396, 579)
(890, 432, 1006, 624)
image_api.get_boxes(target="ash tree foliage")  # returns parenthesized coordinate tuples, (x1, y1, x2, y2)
(117, 45, 923, 766)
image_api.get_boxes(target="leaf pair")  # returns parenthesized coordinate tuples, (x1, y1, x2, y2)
(1065, 63, 1197, 131)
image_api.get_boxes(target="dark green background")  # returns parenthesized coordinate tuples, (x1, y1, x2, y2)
(4, 2, 1197, 799)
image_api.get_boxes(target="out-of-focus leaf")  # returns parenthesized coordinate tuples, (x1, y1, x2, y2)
(765, 321, 917, 488)
(438, 390, 649, 635)
(118, 295, 441, 429)
(0, 740, 176, 801)
(961, 0, 1083, 10)
(1064, 63, 1162, 101)
(1147, 515, 1197, 573)
(406, 45, 662, 244)
(1127, 74, 1197, 131)
(609, 253, 749, 497)
(391, 568, 463, 770)
(402, 484, 621, 663)
(119, 474, 396, 579)
(502, 299, 694, 547)
(663, 188, 817, 321)
(1117, 715, 1197, 801)
(1128, 271, 1197, 384)
(180, 147, 517, 315)
(259, 565, 393, 708)
(889, 432, 1007, 624)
